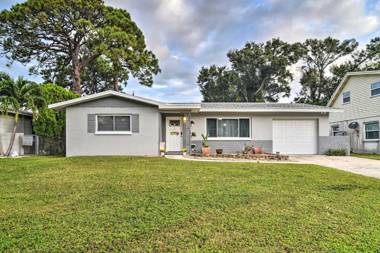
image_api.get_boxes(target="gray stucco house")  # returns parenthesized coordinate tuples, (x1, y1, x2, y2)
(328, 70, 380, 154)
(49, 90, 349, 157)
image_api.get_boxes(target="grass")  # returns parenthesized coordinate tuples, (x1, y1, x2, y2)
(1, 157, 380, 252)
(352, 153, 380, 161)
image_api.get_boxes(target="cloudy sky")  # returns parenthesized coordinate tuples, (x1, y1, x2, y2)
(1, 0, 380, 102)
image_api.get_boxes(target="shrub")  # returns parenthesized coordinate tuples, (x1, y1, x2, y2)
(325, 149, 347, 156)
(33, 84, 79, 154)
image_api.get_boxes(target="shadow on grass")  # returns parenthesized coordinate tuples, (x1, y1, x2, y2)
(324, 184, 371, 191)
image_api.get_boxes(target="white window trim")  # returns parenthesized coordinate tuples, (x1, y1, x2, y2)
(205, 117, 251, 140)
(331, 125, 340, 136)
(370, 82, 380, 97)
(363, 121, 379, 141)
(95, 114, 132, 135)
(342, 91, 351, 104)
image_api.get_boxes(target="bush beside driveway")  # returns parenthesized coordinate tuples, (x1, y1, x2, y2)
(1, 156, 380, 252)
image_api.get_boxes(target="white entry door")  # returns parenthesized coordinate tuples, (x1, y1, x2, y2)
(166, 117, 182, 151)
(273, 120, 318, 155)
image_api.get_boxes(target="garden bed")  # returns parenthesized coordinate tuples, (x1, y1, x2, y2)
(192, 153, 289, 161)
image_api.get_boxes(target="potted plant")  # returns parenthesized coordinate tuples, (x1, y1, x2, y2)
(253, 147, 263, 154)
(201, 134, 210, 157)
(216, 148, 223, 155)
(181, 147, 188, 156)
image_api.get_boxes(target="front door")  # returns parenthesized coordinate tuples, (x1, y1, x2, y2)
(166, 117, 182, 152)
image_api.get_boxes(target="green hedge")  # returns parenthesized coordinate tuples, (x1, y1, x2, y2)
(325, 148, 347, 156)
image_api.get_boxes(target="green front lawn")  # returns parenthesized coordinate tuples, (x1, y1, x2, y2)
(1, 157, 380, 252)
(352, 153, 380, 160)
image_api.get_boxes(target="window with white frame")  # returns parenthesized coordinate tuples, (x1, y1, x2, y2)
(97, 115, 131, 133)
(206, 118, 250, 138)
(371, 82, 380, 97)
(331, 125, 340, 136)
(342, 91, 351, 104)
(364, 121, 379, 140)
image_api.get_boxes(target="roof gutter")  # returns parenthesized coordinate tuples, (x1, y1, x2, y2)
(200, 108, 343, 113)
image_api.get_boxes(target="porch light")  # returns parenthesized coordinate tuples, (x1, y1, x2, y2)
(183, 116, 187, 122)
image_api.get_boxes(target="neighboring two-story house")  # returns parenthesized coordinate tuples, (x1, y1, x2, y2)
(328, 71, 380, 154)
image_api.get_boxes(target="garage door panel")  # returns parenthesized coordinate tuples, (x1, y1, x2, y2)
(273, 120, 317, 155)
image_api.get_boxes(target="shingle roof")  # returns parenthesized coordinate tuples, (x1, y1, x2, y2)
(49, 90, 340, 113)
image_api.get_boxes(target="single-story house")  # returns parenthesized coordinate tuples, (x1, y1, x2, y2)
(328, 71, 380, 154)
(49, 90, 350, 157)
(0, 111, 34, 155)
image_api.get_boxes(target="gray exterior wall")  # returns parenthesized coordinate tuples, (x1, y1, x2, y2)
(193, 136, 350, 156)
(190, 112, 331, 155)
(65, 97, 160, 157)
(329, 75, 380, 154)
(331, 118, 380, 154)
(318, 136, 351, 155)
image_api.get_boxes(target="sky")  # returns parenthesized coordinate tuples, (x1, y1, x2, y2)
(1, 0, 380, 102)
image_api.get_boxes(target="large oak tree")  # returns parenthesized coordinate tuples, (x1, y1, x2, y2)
(0, 0, 160, 94)
(330, 37, 380, 90)
(294, 37, 358, 105)
(198, 39, 302, 102)
(198, 65, 243, 102)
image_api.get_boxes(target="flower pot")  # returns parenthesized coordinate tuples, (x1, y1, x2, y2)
(183, 152, 187, 156)
(253, 147, 263, 154)
(202, 147, 211, 157)
(216, 149, 223, 155)
(160, 152, 165, 157)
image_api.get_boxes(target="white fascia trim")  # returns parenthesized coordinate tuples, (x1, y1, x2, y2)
(2, 110, 33, 116)
(200, 108, 343, 113)
(159, 104, 201, 110)
(49, 90, 162, 110)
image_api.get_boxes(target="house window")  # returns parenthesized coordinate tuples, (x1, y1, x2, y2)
(206, 118, 217, 137)
(206, 118, 250, 138)
(97, 115, 131, 133)
(371, 82, 380, 97)
(331, 125, 340, 136)
(342, 91, 350, 104)
(364, 122, 379, 140)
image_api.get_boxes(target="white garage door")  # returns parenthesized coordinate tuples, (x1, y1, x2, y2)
(273, 120, 318, 155)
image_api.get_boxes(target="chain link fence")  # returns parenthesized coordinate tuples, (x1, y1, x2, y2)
(34, 136, 65, 156)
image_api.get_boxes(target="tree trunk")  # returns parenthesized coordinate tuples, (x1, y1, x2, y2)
(72, 45, 82, 94)
(112, 78, 119, 92)
(73, 64, 81, 94)
(5, 112, 19, 156)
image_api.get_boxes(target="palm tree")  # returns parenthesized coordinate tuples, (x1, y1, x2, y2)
(0, 73, 44, 156)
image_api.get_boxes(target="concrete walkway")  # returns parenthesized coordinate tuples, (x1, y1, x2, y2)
(166, 155, 380, 179)
(293, 155, 380, 179)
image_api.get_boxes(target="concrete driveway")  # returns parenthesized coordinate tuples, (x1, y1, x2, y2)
(292, 155, 380, 179)
(168, 155, 380, 179)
